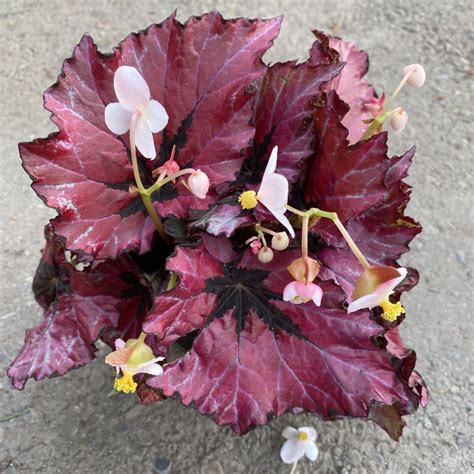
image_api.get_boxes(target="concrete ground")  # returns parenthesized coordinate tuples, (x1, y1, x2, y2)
(0, 0, 472, 472)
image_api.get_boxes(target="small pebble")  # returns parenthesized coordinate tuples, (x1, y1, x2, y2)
(153, 457, 172, 473)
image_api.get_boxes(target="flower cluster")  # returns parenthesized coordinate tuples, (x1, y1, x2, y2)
(239, 145, 411, 320)
(363, 63, 426, 135)
(8, 13, 427, 443)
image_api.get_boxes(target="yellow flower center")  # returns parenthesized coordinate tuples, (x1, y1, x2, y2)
(114, 371, 137, 394)
(291, 295, 311, 304)
(238, 190, 258, 210)
(380, 298, 405, 322)
(298, 431, 309, 441)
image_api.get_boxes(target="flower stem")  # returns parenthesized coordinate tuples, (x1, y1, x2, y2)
(312, 209, 370, 270)
(361, 107, 403, 141)
(142, 194, 172, 244)
(361, 114, 385, 140)
(301, 214, 311, 284)
(290, 461, 298, 474)
(301, 215, 309, 259)
(286, 204, 370, 270)
(166, 272, 178, 291)
(285, 204, 306, 217)
(256, 224, 277, 236)
(146, 168, 195, 195)
(129, 114, 146, 193)
(129, 114, 171, 245)
(385, 69, 413, 110)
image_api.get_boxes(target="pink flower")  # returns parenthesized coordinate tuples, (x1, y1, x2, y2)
(105, 66, 168, 159)
(187, 169, 210, 199)
(283, 281, 323, 306)
(348, 266, 407, 321)
(364, 92, 385, 117)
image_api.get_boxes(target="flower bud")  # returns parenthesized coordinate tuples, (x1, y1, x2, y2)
(287, 257, 320, 283)
(390, 108, 408, 132)
(403, 64, 426, 87)
(258, 247, 274, 263)
(364, 93, 385, 117)
(271, 232, 289, 251)
(250, 239, 262, 254)
(187, 169, 209, 199)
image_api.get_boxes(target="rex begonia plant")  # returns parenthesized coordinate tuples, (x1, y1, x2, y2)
(8, 11, 428, 441)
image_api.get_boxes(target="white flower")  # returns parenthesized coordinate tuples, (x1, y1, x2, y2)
(239, 146, 295, 237)
(105, 66, 168, 159)
(257, 146, 295, 237)
(280, 426, 319, 464)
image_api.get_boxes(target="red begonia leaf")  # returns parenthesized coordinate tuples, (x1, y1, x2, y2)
(190, 202, 253, 237)
(305, 91, 389, 232)
(8, 227, 151, 389)
(239, 32, 343, 186)
(145, 240, 420, 437)
(322, 35, 376, 143)
(143, 239, 223, 343)
(20, 13, 282, 258)
(385, 328, 429, 408)
(316, 147, 421, 296)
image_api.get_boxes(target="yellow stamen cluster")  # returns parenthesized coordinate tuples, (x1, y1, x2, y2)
(114, 371, 137, 393)
(380, 298, 405, 322)
(298, 431, 309, 441)
(238, 190, 258, 210)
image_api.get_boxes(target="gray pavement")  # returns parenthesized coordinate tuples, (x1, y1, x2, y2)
(0, 1, 472, 472)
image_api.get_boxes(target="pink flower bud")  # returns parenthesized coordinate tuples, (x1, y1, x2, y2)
(390, 109, 408, 132)
(271, 232, 289, 251)
(364, 93, 385, 117)
(403, 64, 426, 87)
(250, 239, 262, 254)
(258, 247, 274, 263)
(187, 169, 209, 199)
